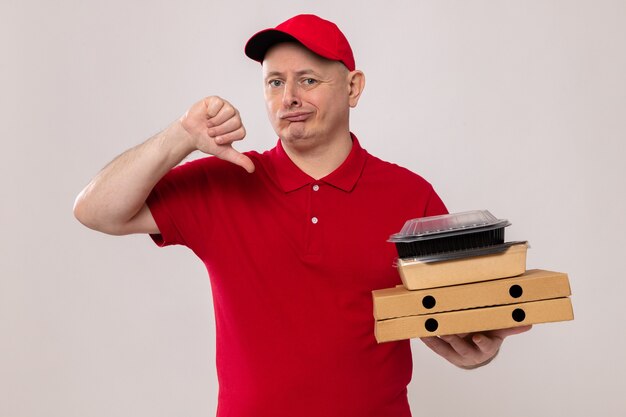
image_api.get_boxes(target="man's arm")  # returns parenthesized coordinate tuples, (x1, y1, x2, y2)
(421, 325, 532, 369)
(73, 96, 254, 235)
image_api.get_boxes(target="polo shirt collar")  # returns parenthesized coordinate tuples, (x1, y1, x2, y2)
(269, 133, 368, 193)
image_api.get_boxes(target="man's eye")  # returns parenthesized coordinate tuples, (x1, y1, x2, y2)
(268, 80, 283, 87)
(302, 78, 317, 85)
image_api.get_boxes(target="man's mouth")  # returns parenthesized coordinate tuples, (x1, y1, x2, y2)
(280, 112, 312, 122)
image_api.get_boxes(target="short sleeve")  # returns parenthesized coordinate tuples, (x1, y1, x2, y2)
(146, 157, 212, 249)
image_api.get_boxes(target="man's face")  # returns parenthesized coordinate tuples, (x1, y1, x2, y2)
(262, 42, 353, 149)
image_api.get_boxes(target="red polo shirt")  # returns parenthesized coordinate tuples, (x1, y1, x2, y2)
(146, 135, 447, 417)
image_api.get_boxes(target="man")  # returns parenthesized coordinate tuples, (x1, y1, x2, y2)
(74, 14, 529, 417)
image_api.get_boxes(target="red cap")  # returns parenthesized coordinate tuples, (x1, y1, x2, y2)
(245, 14, 355, 71)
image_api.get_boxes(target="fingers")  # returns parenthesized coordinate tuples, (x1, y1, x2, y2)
(422, 326, 532, 369)
(472, 333, 501, 355)
(204, 97, 237, 129)
(181, 96, 254, 173)
(183, 96, 246, 143)
(472, 325, 532, 356)
(488, 325, 533, 339)
(421, 336, 459, 359)
(202, 98, 246, 145)
(209, 120, 246, 144)
(202, 98, 252, 172)
(203, 96, 226, 119)
(421, 334, 495, 368)
(440, 334, 477, 358)
(423, 334, 492, 368)
(204, 98, 234, 125)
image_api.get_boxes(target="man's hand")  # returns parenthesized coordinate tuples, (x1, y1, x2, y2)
(180, 96, 255, 173)
(421, 325, 532, 369)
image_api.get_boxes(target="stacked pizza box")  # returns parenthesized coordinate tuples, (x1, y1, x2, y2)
(373, 210, 574, 343)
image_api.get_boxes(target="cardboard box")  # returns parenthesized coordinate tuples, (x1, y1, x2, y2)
(373, 269, 571, 320)
(397, 243, 528, 290)
(375, 297, 573, 342)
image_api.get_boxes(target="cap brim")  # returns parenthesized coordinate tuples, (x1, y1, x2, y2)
(244, 29, 301, 63)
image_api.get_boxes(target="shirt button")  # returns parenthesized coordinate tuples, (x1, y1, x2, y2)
(312, 184, 320, 191)
(311, 217, 319, 224)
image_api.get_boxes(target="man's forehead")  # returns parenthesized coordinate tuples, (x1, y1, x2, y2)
(264, 68, 324, 78)
(262, 42, 346, 75)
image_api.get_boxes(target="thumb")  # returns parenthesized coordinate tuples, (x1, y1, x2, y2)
(214, 144, 256, 173)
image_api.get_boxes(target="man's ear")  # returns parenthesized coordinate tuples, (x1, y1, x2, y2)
(347, 70, 365, 108)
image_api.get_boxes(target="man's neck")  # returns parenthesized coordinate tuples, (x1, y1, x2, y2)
(281, 133, 353, 180)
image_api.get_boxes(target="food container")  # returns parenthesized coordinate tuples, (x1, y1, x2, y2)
(396, 242, 528, 290)
(389, 210, 512, 261)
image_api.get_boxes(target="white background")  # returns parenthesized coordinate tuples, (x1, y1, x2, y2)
(2, 1, 625, 416)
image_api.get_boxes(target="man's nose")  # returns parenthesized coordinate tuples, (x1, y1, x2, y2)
(282, 82, 301, 108)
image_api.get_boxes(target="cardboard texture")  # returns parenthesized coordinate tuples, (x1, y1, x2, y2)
(373, 269, 571, 320)
(374, 297, 574, 342)
(397, 243, 528, 290)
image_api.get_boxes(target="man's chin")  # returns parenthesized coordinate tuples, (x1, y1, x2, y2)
(281, 125, 310, 142)
(280, 133, 322, 153)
